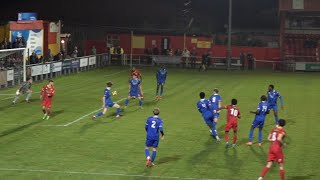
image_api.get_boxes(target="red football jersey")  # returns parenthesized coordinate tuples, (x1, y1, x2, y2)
(269, 127, 286, 149)
(41, 85, 55, 100)
(225, 105, 240, 123)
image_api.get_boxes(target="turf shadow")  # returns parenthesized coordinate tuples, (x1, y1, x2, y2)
(156, 154, 182, 165)
(248, 145, 267, 164)
(189, 136, 220, 166)
(223, 148, 243, 175)
(0, 120, 41, 138)
(287, 174, 316, 180)
(51, 110, 65, 118)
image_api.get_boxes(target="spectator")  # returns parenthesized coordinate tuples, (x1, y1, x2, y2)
(153, 45, 159, 55)
(29, 52, 38, 64)
(175, 48, 182, 56)
(44, 49, 53, 62)
(247, 51, 254, 70)
(190, 48, 197, 69)
(91, 46, 97, 55)
(54, 53, 62, 61)
(145, 48, 152, 64)
(182, 48, 190, 68)
(1, 38, 12, 49)
(71, 46, 78, 58)
(240, 51, 246, 70)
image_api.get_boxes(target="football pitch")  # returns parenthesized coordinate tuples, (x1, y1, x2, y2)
(0, 66, 319, 180)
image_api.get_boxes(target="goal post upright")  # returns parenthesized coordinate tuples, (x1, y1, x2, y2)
(23, 48, 27, 82)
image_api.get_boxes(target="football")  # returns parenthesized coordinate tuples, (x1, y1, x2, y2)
(112, 91, 117, 96)
(16, 90, 20, 95)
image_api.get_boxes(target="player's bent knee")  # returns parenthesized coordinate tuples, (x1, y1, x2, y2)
(152, 148, 157, 151)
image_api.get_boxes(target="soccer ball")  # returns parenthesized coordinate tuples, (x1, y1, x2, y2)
(112, 91, 117, 96)
(16, 90, 20, 95)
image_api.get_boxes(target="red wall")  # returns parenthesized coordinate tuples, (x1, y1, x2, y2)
(84, 33, 280, 67)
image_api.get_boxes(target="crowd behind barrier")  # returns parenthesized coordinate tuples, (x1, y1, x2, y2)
(0, 52, 305, 89)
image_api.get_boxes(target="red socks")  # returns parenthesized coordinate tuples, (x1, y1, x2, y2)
(233, 134, 237, 144)
(260, 166, 270, 177)
(280, 169, 285, 180)
(224, 132, 229, 142)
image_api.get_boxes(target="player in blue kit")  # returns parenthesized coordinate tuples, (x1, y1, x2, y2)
(267, 84, 284, 125)
(246, 95, 270, 146)
(124, 73, 143, 108)
(145, 108, 164, 167)
(209, 88, 222, 137)
(197, 92, 220, 141)
(92, 82, 121, 119)
(155, 65, 167, 100)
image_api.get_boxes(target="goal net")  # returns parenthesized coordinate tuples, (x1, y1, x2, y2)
(0, 48, 26, 88)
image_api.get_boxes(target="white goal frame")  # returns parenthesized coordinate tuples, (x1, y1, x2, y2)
(0, 48, 27, 81)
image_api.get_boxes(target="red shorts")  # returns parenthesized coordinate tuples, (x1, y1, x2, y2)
(225, 120, 238, 131)
(42, 100, 52, 108)
(267, 148, 284, 163)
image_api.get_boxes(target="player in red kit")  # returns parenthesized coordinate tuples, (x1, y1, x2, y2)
(129, 66, 144, 97)
(40, 79, 55, 120)
(258, 119, 286, 180)
(130, 66, 142, 80)
(220, 99, 241, 148)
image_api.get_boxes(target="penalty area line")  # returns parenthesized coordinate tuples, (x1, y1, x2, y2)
(62, 98, 127, 127)
(0, 168, 222, 180)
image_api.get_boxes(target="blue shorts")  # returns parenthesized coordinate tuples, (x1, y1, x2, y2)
(252, 119, 265, 128)
(146, 138, 159, 148)
(203, 116, 213, 127)
(129, 91, 140, 97)
(105, 101, 115, 108)
(213, 113, 220, 119)
(269, 104, 278, 112)
(157, 81, 165, 85)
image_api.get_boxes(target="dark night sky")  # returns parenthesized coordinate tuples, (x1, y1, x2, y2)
(1, 0, 278, 32)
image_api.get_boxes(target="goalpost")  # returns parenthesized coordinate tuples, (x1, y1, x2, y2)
(0, 48, 27, 87)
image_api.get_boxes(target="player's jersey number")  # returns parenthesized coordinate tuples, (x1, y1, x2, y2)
(262, 106, 268, 112)
(151, 121, 156, 128)
(271, 132, 277, 141)
(230, 108, 238, 117)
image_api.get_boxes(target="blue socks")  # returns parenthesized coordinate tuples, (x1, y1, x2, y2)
(211, 121, 218, 137)
(275, 116, 279, 125)
(145, 149, 150, 158)
(139, 99, 143, 107)
(125, 99, 129, 106)
(95, 112, 103, 117)
(258, 130, 263, 143)
(116, 108, 120, 115)
(249, 129, 254, 142)
(160, 85, 164, 96)
(151, 151, 157, 162)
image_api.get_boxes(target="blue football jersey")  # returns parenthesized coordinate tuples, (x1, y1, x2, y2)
(197, 99, 213, 118)
(129, 79, 141, 93)
(157, 68, 167, 82)
(256, 101, 269, 118)
(145, 116, 163, 139)
(104, 88, 112, 103)
(267, 90, 281, 106)
(209, 94, 222, 111)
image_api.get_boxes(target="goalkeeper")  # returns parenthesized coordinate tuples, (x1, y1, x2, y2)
(12, 77, 33, 104)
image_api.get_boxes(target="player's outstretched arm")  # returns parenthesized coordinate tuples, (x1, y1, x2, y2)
(279, 96, 284, 110)
(250, 110, 257, 114)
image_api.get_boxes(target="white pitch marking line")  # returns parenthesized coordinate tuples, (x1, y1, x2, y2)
(0, 168, 221, 180)
(104, 69, 128, 77)
(1, 123, 65, 127)
(63, 98, 127, 127)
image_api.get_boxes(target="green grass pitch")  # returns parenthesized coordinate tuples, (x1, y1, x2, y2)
(0, 67, 319, 180)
